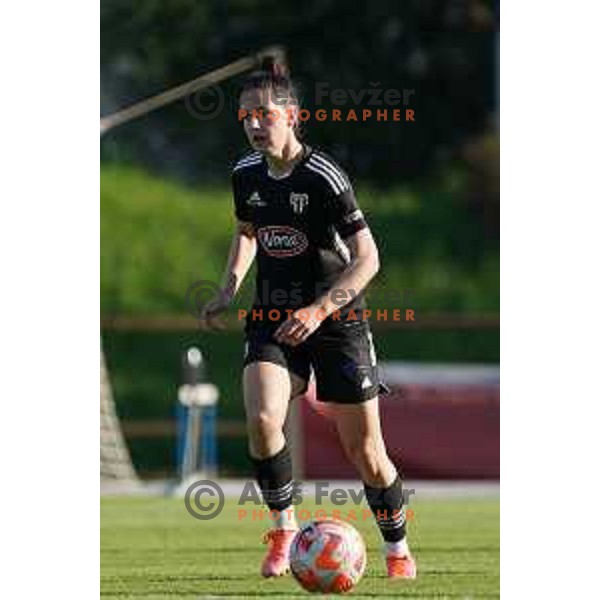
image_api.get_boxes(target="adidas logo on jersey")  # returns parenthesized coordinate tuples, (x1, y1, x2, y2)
(247, 191, 267, 207)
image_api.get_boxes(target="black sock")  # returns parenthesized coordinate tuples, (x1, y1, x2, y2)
(252, 444, 293, 512)
(364, 475, 406, 542)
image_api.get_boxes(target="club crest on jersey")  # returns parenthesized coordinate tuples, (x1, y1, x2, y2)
(247, 191, 266, 207)
(257, 225, 309, 258)
(289, 192, 309, 214)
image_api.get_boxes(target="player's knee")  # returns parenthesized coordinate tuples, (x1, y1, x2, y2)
(248, 410, 283, 440)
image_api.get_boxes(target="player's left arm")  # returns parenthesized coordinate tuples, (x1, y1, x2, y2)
(316, 227, 380, 315)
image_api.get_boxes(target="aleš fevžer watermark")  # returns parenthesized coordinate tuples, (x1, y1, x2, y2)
(183, 479, 416, 522)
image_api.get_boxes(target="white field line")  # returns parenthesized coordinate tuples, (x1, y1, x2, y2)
(101, 478, 499, 499)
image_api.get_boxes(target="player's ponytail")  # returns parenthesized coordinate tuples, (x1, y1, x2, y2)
(261, 55, 288, 79)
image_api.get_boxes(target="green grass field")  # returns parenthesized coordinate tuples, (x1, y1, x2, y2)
(101, 496, 499, 598)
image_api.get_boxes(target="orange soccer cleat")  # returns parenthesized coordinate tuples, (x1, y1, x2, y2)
(261, 528, 297, 577)
(386, 550, 418, 579)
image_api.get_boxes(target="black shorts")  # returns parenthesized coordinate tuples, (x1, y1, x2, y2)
(243, 320, 382, 404)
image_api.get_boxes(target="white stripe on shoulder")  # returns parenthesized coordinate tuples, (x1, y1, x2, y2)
(307, 158, 349, 194)
(236, 151, 260, 162)
(233, 154, 262, 171)
(235, 152, 261, 166)
(233, 159, 262, 171)
(311, 153, 350, 190)
(305, 161, 343, 194)
(309, 156, 347, 192)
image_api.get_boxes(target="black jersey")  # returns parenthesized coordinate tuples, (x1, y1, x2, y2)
(231, 146, 369, 325)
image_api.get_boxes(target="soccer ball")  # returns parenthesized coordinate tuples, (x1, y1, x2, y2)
(290, 520, 367, 594)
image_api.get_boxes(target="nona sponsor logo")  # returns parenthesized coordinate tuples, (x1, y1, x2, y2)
(258, 225, 308, 257)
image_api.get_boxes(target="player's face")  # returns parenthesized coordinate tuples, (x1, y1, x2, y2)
(240, 87, 296, 157)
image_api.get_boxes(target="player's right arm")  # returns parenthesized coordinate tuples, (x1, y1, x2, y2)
(200, 167, 257, 324)
(225, 165, 259, 297)
(221, 219, 257, 299)
(200, 220, 256, 325)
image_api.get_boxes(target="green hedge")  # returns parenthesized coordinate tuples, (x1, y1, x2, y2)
(101, 165, 499, 315)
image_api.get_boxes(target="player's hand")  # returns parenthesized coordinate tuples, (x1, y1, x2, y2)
(274, 304, 327, 346)
(199, 289, 233, 331)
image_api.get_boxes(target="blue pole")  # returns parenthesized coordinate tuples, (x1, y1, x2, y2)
(176, 402, 188, 476)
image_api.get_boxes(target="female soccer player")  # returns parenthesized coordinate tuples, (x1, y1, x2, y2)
(204, 67, 417, 580)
